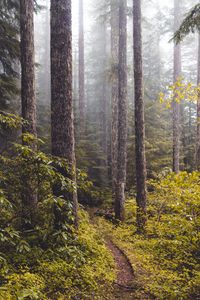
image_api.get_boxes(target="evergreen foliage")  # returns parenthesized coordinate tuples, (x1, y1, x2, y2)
(1, 0, 200, 298)
(0, 1, 20, 108)
(173, 4, 200, 43)
(97, 171, 200, 299)
(0, 113, 115, 299)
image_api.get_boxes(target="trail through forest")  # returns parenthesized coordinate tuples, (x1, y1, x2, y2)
(106, 239, 136, 299)
(89, 209, 137, 299)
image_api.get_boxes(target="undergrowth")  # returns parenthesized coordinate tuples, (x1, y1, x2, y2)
(96, 172, 200, 300)
(0, 113, 115, 300)
(0, 210, 115, 300)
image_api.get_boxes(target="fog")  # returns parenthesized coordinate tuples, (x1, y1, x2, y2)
(34, 0, 199, 179)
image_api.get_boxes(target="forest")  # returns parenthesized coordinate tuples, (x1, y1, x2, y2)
(0, 0, 200, 299)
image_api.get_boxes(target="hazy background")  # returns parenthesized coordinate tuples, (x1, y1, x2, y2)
(33, 0, 200, 180)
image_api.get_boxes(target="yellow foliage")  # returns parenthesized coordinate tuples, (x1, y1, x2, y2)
(158, 77, 199, 109)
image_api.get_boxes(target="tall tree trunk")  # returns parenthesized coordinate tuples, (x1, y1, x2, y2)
(51, 0, 78, 227)
(78, 0, 85, 131)
(196, 33, 200, 170)
(133, 0, 147, 232)
(20, 0, 37, 141)
(44, 0, 50, 104)
(73, 48, 78, 125)
(100, 21, 108, 158)
(98, 21, 108, 187)
(115, 0, 127, 221)
(173, 0, 181, 173)
(111, 0, 119, 199)
(20, 0, 37, 227)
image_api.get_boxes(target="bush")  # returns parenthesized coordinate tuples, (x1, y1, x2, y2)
(97, 172, 200, 300)
(0, 113, 115, 299)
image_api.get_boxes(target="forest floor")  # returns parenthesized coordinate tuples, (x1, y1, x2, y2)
(89, 208, 148, 300)
(106, 239, 136, 299)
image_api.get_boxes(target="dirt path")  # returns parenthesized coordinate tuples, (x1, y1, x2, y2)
(88, 209, 136, 298)
(106, 240, 136, 299)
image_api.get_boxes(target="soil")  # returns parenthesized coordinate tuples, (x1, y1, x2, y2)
(106, 240, 137, 300)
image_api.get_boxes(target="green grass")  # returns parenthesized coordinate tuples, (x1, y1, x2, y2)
(96, 172, 200, 300)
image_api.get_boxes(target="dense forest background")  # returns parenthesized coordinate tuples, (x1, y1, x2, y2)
(0, 0, 200, 299)
(4, 0, 198, 185)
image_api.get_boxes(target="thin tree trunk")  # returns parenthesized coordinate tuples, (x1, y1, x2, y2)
(173, 0, 181, 173)
(100, 21, 108, 158)
(111, 0, 119, 199)
(44, 0, 50, 103)
(98, 20, 108, 187)
(196, 33, 200, 170)
(133, 0, 147, 233)
(115, 0, 127, 221)
(51, 0, 78, 227)
(20, 0, 37, 227)
(73, 48, 78, 130)
(78, 0, 85, 131)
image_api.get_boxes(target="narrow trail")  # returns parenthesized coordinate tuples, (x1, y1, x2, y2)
(106, 239, 136, 299)
(106, 240, 134, 286)
(87, 209, 140, 299)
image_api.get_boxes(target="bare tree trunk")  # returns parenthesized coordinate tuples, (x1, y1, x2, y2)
(111, 0, 119, 199)
(44, 0, 50, 103)
(20, 0, 37, 227)
(173, 0, 181, 173)
(78, 0, 85, 131)
(98, 20, 108, 187)
(51, 0, 78, 227)
(100, 21, 108, 158)
(115, 0, 127, 222)
(196, 33, 200, 170)
(73, 48, 78, 126)
(20, 0, 37, 141)
(133, 0, 147, 233)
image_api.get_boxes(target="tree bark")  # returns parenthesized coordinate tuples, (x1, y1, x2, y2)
(20, 0, 37, 140)
(20, 0, 37, 227)
(44, 0, 50, 104)
(115, 0, 127, 222)
(78, 0, 85, 131)
(51, 0, 78, 227)
(111, 0, 119, 199)
(196, 33, 200, 170)
(173, 0, 181, 173)
(100, 21, 108, 158)
(133, 0, 147, 232)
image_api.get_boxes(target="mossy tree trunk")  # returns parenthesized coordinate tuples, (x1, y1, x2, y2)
(111, 0, 119, 200)
(51, 0, 78, 228)
(115, 0, 127, 222)
(20, 0, 37, 228)
(78, 0, 85, 132)
(133, 0, 147, 233)
(173, 0, 182, 173)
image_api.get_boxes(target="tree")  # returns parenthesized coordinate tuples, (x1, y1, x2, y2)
(51, 0, 78, 227)
(133, 0, 147, 232)
(20, 0, 37, 140)
(111, 0, 119, 199)
(99, 21, 108, 162)
(115, 0, 127, 221)
(173, 0, 182, 173)
(173, 4, 200, 43)
(172, 2, 200, 171)
(78, 0, 85, 131)
(196, 33, 200, 170)
(20, 0, 38, 227)
(0, 1, 20, 108)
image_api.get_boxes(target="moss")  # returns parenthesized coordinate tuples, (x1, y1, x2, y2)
(96, 172, 200, 300)
(0, 211, 115, 300)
